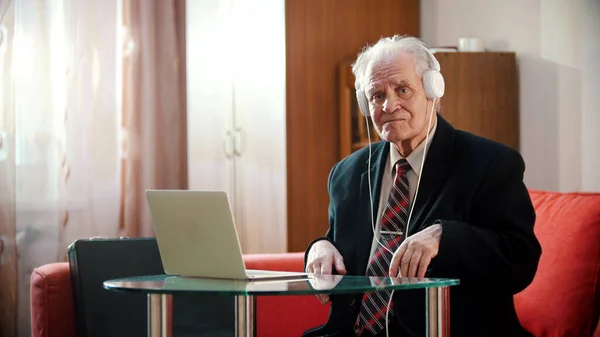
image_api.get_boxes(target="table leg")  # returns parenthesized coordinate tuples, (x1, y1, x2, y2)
(235, 295, 256, 337)
(147, 294, 173, 337)
(426, 286, 450, 337)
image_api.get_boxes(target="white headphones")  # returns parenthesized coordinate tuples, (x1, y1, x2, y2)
(356, 47, 445, 117)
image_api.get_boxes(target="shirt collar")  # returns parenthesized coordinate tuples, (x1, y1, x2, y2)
(389, 120, 438, 177)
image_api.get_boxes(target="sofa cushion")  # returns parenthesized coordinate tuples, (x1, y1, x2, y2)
(30, 262, 77, 337)
(244, 253, 329, 337)
(515, 190, 600, 336)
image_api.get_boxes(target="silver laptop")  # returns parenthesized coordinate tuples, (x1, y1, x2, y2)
(145, 189, 310, 281)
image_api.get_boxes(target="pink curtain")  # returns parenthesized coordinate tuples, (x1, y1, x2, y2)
(0, 1, 189, 334)
(120, 0, 188, 237)
(0, 2, 17, 335)
(7, 0, 126, 334)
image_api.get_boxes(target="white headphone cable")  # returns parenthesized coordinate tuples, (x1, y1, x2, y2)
(366, 97, 437, 337)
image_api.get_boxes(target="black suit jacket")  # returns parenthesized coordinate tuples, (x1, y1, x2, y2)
(303, 116, 541, 337)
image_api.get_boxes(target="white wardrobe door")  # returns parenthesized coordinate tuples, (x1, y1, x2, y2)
(232, 0, 287, 253)
(186, 0, 236, 205)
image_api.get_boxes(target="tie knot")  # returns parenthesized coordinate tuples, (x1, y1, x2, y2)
(395, 159, 411, 175)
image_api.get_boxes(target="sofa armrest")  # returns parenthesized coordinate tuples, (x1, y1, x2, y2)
(30, 262, 76, 337)
(243, 252, 306, 272)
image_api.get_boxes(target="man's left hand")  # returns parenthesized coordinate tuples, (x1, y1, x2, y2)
(388, 224, 442, 278)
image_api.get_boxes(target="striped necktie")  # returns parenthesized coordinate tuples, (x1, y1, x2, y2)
(356, 159, 411, 336)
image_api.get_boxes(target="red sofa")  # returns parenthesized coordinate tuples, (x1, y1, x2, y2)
(30, 253, 329, 337)
(30, 190, 600, 336)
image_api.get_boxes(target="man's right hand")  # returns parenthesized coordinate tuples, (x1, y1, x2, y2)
(305, 240, 347, 304)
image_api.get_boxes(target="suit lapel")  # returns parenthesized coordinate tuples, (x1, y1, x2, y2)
(356, 142, 389, 274)
(407, 115, 455, 235)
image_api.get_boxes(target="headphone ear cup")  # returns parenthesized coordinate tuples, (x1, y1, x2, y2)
(356, 90, 370, 117)
(423, 70, 445, 99)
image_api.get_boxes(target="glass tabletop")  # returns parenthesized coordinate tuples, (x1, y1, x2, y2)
(103, 274, 459, 296)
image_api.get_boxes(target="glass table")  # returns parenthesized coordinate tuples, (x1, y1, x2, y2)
(104, 274, 459, 337)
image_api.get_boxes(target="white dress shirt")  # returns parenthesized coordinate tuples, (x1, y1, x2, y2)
(368, 121, 438, 260)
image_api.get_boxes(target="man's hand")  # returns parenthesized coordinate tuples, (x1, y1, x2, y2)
(305, 240, 347, 304)
(308, 273, 343, 291)
(389, 224, 442, 278)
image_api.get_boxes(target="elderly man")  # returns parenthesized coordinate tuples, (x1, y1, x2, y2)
(303, 35, 541, 337)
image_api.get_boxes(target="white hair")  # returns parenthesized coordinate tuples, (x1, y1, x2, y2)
(352, 35, 436, 91)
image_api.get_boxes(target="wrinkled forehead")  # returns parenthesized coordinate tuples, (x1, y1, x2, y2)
(364, 52, 419, 91)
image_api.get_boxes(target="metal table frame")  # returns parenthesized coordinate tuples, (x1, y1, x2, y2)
(146, 286, 450, 337)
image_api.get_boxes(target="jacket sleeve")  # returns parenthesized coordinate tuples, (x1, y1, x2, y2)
(428, 148, 542, 294)
(304, 162, 340, 269)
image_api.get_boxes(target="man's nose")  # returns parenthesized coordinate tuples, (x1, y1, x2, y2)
(382, 95, 400, 114)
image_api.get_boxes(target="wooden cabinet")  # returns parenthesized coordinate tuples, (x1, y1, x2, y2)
(435, 52, 519, 150)
(338, 58, 380, 159)
(339, 52, 519, 158)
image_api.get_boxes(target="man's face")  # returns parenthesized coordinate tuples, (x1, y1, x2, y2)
(364, 52, 433, 150)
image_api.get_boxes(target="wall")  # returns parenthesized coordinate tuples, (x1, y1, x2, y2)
(580, 0, 600, 192)
(421, 0, 600, 192)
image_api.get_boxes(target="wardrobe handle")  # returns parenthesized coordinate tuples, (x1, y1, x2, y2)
(223, 130, 233, 159)
(233, 127, 242, 157)
(0, 25, 7, 55)
(0, 130, 7, 163)
(0, 235, 8, 265)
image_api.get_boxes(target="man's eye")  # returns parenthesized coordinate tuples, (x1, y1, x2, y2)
(398, 87, 411, 97)
(372, 93, 384, 101)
